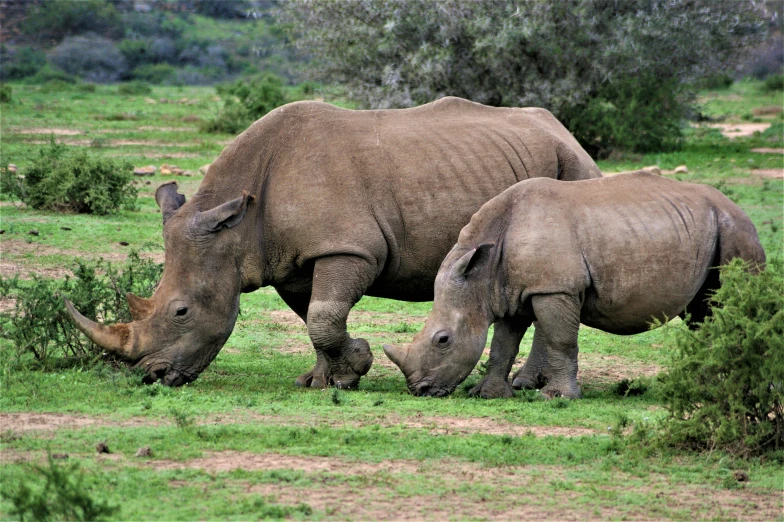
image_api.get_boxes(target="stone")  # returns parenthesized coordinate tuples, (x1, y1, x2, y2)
(96, 442, 110, 454)
(641, 165, 661, 175)
(199, 164, 211, 175)
(134, 165, 156, 176)
(673, 165, 689, 174)
(7, 163, 17, 173)
(135, 446, 152, 457)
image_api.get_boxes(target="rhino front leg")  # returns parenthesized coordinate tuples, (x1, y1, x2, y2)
(469, 318, 529, 399)
(300, 255, 376, 389)
(511, 326, 550, 390)
(529, 294, 582, 399)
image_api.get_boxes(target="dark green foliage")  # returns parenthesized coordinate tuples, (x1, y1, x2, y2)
(201, 74, 289, 134)
(1, 454, 119, 521)
(659, 259, 784, 457)
(762, 74, 784, 92)
(22, 0, 123, 42)
(0, 46, 47, 81)
(564, 74, 684, 156)
(0, 139, 137, 214)
(611, 378, 650, 398)
(116, 81, 153, 96)
(131, 63, 176, 84)
(25, 65, 78, 86)
(0, 84, 11, 104)
(0, 252, 163, 368)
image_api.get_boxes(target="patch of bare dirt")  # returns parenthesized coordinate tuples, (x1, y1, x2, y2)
(577, 353, 662, 386)
(704, 123, 771, 138)
(24, 139, 182, 147)
(381, 413, 597, 437)
(11, 128, 82, 135)
(751, 147, 784, 154)
(0, 296, 17, 313)
(136, 126, 194, 132)
(752, 168, 784, 179)
(752, 106, 783, 116)
(0, 239, 164, 278)
(0, 412, 162, 433)
(109, 151, 203, 159)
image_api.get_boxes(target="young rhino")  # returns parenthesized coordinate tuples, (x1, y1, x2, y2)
(383, 171, 766, 399)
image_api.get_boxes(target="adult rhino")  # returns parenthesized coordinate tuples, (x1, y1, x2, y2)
(384, 172, 766, 399)
(65, 97, 601, 388)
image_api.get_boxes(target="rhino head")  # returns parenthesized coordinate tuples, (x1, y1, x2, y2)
(65, 182, 255, 386)
(384, 243, 496, 397)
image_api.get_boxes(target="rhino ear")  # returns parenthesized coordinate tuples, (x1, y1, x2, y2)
(194, 192, 255, 233)
(155, 181, 186, 225)
(451, 243, 495, 279)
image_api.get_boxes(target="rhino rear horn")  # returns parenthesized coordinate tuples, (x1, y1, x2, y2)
(126, 293, 153, 321)
(155, 181, 186, 224)
(194, 192, 255, 233)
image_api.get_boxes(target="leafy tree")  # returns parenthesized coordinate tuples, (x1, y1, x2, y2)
(281, 0, 767, 155)
(201, 74, 290, 133)
(48, 35, 128, 83)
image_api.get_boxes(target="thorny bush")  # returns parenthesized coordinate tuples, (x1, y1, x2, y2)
(658, 259, 783, 457)
(0, 252, 162, 369)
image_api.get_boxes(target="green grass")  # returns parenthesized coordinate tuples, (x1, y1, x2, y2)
(1, 80, 783, 520)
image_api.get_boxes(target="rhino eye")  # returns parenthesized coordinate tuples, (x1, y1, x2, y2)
(432, 330, 451, 346)
(175, 307, 188, 317)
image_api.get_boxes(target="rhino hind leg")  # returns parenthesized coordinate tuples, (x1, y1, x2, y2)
(301, 255, 377, 389)
(679, 267, 720, 330)
(469, 319, 529, 399)
(529, 294, 582, 399)
(512, 326, 550, 390)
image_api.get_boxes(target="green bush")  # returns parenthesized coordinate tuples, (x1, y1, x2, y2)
(563, 74, 683, 156)
(201, 74, 290, 134)
(659, 259, 783, 457)
(131, 63, 176, 84)
(0, 45, 47, 81)
(1, 453, 119, 521)
(763, 74, 784, 92)
(116, 81, 152, 96)
(0, 139, 137, 214)
(0, 252, 162, 369)
(0, 84, 11, 103)
(25, 65, 78, 86)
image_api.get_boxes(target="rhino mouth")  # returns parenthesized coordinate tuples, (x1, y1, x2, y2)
(408, 380, 454, 398)
(134, 360, 198, 387)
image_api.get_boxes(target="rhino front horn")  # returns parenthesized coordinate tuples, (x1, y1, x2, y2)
(64, 298, 135, 359)
(383, 343, 409, 370)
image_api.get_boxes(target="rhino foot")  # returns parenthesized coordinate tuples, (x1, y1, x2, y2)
(295, 338, 373, 390)
(511, 369, 549, 390)
(541, 382, 582, 400)
(468, 377, 515, 399)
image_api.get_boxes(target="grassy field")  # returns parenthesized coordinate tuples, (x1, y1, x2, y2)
(0, 79, 782, 520)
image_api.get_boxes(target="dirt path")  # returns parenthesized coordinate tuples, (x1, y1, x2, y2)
(0, 411, 597, 438)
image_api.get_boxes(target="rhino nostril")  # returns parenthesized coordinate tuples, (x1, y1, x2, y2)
(414, 383, 431, 396)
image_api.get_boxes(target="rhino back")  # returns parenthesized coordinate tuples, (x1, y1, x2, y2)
(199, 99, 600, 300)
(494, 173, 757, 333)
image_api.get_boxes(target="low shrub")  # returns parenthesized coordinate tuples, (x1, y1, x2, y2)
(117, 81, 152, 96)
(658, 259, 783, 457)
(25, 65, 78, 86)
(0, 251, 162, 369)
(763, 74, 784, 92)
(0, 139, 137, 214)
(0, 84, 11, 103)
(131, 63, 176, 84)
(0, 453, 119, 521)
(201, 74, 290, 134)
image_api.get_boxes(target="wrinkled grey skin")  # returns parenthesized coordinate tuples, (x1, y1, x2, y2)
(65, 97, 601, 388)
(384, 172, 766, 399)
